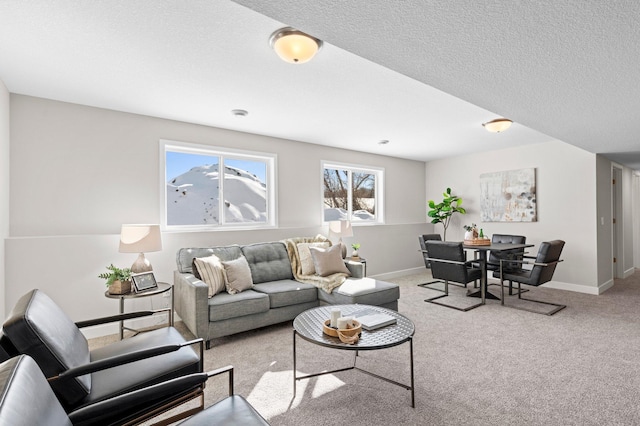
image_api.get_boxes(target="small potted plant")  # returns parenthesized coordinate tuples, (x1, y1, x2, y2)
(99, 264, 133, 295)
(351, 243, 361, 260)
(463, 223, 478, 240)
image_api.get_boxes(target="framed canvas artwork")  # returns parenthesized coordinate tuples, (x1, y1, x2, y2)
(480, 168, 537, 222)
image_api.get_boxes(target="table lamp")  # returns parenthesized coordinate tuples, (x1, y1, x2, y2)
(119, 224, 163, 273)
(328, 220, 353, 259)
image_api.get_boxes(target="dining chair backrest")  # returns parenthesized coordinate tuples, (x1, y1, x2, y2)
(418, 234, 442, 268)
(527, 240, 565, 286)
(489, 234, 526, 268)
(426, 241, 477, 284)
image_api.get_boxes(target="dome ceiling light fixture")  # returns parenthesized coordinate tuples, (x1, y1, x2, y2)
(482, 118, 513, 133)
(269, 27, 323, 64)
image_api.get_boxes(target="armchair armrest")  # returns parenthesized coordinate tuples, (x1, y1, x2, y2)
(422, 255, 481, 268)
(498, 258, 563, 268)
(68, 371, 211, 425)
(48, 338, 204, 381)
(75, 310, 156, 328)
(207, 365, 234, 396)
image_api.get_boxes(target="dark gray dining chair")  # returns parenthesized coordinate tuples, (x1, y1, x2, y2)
(418, 234, 448, 289)
(494, 240, 566, 315)
(423, 241, 484, 311)
(487, 234, 527, 295)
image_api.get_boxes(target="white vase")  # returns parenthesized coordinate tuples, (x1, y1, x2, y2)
(464, 231, 475, 240)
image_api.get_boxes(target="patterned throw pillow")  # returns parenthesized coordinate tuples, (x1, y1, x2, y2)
(309, 244, 351, 277)
(297, 242, 330, 275)
(193, 254, 226, 297)
(221, 256, 254, 294)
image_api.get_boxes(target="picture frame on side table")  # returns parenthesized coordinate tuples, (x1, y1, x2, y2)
(131, 271, 158, 292)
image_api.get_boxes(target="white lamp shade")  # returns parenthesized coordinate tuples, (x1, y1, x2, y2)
(328, 220, 353, 238)
(119, 224, 163, 253)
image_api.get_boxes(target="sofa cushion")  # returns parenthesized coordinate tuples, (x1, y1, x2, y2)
(208, 290, 270, 322)
(176, 246, 243, 274)
(310, 244, 351, 276)
(318, 278, 400, 307)
(252, 280, 318, 308)
(221, 256, 254, 294)
(297, 242, 330, 275)
(193, 254, 226, 297)
(241, 242, 293, 284)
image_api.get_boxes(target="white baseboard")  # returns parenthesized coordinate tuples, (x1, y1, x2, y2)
(623, 267, 636, 279)
(541, 280, 605, 295)
(370, 266, 424, 281)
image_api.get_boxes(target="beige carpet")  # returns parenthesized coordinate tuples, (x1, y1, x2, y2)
(91, 270, 640, 425)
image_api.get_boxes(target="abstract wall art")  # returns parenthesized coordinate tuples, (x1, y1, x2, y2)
(479, 168, 537, 222)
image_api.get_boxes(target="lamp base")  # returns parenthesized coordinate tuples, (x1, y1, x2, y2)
(131, 252, 153, 274)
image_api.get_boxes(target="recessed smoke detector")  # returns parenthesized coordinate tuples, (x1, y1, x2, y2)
(231, 109, 248, 117)
(378, 139, 389, 145)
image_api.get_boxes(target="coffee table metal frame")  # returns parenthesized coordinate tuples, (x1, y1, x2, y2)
(292, 304, 416, 407)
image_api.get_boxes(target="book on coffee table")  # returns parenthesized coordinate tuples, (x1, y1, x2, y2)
(355, 312, 397, 330)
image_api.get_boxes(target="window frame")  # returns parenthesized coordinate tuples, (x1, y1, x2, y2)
(321, 160, 385, 225)
(160, 139, 277, 231)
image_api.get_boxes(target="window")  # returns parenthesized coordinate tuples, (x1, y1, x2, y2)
(161, 140, 276, 230)
(322, 161, 384, 224)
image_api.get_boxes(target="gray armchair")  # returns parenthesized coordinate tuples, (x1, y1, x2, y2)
(423, 241, 484, 311)
(494, 240, 566, 315)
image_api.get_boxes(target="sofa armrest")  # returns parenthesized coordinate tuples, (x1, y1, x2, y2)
(174, 271, 209, 342)
(344, 260, 365, 278)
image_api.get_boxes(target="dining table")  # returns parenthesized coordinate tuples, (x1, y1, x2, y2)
(464, 242, 534, 301)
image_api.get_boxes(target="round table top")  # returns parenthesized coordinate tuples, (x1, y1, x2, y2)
(104, 281, 171, 299)
(293, 304, 414, 351)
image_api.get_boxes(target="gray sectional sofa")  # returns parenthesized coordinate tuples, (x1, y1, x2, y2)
(174, 240, 399, 348)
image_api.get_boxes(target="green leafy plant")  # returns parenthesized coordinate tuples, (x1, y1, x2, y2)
(351, 243, 361, 250)
(98, 264, 132, 287)
(463, 223, 477, 232)
(427, 187, 466, 241)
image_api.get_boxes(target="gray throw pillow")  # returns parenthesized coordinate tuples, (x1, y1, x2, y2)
(221, 255, 254, 294)
(309, 244, 351, 277)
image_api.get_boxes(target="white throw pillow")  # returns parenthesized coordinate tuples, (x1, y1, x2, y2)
(309, 244, 351, 277)
(297, 242, 330, 275)
(193, 254, 226, 298)
(221, 256, 254, 294)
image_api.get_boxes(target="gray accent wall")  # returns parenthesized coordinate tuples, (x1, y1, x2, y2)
(6, 95, 428, 336)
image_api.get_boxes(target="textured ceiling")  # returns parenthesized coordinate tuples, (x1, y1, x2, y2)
(0, 1, 638, 169)
(232, 0, 640, 170)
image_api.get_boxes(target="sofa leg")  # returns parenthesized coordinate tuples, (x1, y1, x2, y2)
(206, 340, 211, 350)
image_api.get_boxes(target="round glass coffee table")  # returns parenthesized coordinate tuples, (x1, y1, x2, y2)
(293, 304, 415, 407)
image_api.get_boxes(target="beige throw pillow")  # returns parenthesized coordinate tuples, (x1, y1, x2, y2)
(193, 254, 226, 298)
(297, 242, 330, 275)
(221, 256, 254, 294)
(309, 244, 351, 277)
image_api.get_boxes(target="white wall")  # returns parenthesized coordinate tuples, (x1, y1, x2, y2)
(425, 140, 603, 293)
(6, 95, 429, 336)
(0, 80, 9, 321)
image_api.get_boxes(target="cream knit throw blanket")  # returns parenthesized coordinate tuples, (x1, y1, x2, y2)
(282, 235, 349, 294)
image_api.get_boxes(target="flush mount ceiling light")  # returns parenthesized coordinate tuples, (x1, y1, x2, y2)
(482, 118, 513, 133)
(269, 27, 323, 64)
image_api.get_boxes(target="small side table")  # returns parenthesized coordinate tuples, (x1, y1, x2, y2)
(104, 282, 173, 340)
